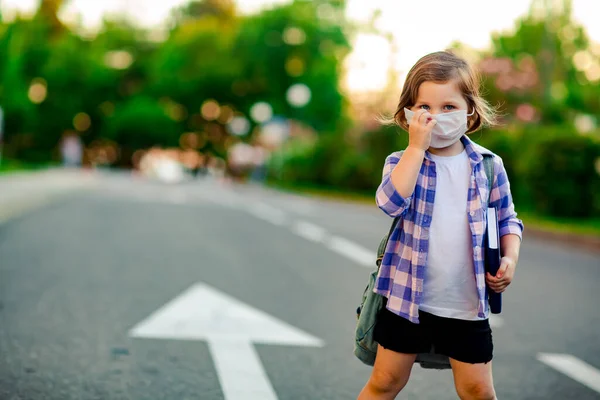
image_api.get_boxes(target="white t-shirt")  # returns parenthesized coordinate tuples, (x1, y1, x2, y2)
(419, 150, 483, 320)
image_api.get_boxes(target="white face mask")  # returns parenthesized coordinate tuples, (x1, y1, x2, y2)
(404, 108, 474, 149)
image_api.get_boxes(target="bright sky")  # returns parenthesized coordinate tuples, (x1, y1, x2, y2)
(3, 0, 600, 93)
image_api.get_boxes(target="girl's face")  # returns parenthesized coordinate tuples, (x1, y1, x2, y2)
(409, 80, 469, 115)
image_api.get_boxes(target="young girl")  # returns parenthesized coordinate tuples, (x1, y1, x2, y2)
(358, 51, 523, 400)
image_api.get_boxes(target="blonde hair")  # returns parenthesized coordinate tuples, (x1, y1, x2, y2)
(381, 51, 497, 133)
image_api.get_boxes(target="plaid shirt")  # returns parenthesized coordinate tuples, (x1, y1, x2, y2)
(374, 136, 524, 324)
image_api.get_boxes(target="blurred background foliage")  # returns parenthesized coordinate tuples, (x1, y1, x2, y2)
(0, 0, 350, 166)
(0, 0, 599, 223)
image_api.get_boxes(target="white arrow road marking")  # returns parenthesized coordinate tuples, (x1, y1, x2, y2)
(129, 283, 323, 400)
(209, 339, 278, 400)
(537, 353, 600, 394)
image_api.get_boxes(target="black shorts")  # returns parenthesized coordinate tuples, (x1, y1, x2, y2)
(373, 300, 493, 364)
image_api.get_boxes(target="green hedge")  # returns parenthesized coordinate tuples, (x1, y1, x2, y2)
(270, 125, 407, 194)
(524, 135, 600, 217)
(270, 125, 600, 219)
(477, 126, 600, 218)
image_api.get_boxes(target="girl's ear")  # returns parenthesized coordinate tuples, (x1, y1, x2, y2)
(467, 110, 482, 132)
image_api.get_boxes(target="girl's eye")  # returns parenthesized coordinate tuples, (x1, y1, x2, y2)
(418, 105, 430, 110)
(443, 105, 456, 111)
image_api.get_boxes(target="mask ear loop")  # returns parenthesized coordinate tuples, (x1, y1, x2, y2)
(466, 109, 476, 130)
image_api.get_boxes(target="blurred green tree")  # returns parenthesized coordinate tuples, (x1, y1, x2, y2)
(102, 96, 180, 166)
(0, 21, 36, 153)
(35, 0, 67, 36)
(0, 15, 55, 161)
(231, 0, 351, 133)
(480, 0, 600, 126)
(170, 0, 236, 24)
(148, 2, 240, 121)
(0, 0, 353, 165)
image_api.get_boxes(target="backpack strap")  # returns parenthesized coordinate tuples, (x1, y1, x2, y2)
(482, 154, 494, 203)
(375, 151, 406, 267)
(376, 217, 400, 267)
(377, 154, 494, 267)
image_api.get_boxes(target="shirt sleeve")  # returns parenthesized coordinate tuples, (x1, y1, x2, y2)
(491, 156, 524, 240)
(375, 151, 412, 218)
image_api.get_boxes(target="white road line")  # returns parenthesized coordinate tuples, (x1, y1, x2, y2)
(327, 236, 374, 267)
(248, 207, 507, 330)
(249, 203, 287, 226)
(291, 220, 327, 243)
(280, 200, 315, 216)
(537, 353, 600, 394)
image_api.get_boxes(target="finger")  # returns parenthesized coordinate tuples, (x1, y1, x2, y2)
(417, 110, 431, 124)
(487, 283, 503, 293)
(486, 272, 500, 283)
(411, 109, 426, 122)
(492, 280, 511, 290)
(486, 275, 505, 288)
(498, 273, 512, 282)
(489, 284, 507, 293)
(496, 262, 509, 278)
(425, 118, 437, 128)
(487, 280, 503, 289)
(487, 282, 501, 292)
(488, 282, 510, 292)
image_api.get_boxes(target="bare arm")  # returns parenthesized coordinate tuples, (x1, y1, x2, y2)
(487, 234, 521, 293)
(375, 109, 436, 217)
(501, 234, 521, 264)
(390, 146, 426, 198)
(390, 108, 436, 197)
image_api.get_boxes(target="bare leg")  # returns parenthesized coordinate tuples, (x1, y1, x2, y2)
(450, 358, 497, 400)
(357, 345, 417, 400)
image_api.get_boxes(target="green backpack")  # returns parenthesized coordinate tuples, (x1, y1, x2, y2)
(354, 154, 495, 369)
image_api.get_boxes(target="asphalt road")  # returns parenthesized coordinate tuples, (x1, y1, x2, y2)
(0, 170, 599, 399)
